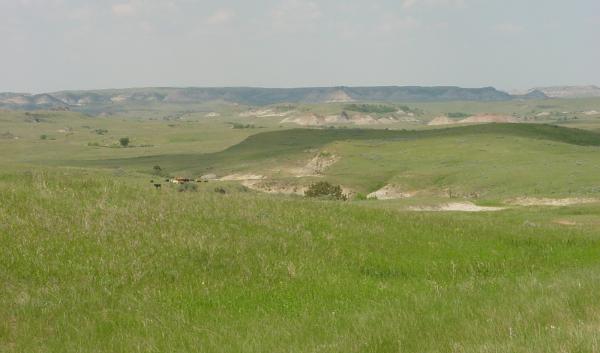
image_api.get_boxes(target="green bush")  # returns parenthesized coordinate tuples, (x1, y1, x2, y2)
(230, 123, 255, 129)
(177, 183, 197, 192)
(119, 137, 130, 147)
(305, 181, 346, 200)
(152, 165, 168, 177)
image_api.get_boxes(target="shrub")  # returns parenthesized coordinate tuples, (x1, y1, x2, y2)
(177, 183, 197, 192)
(354, 193, 368, 201)
(119, 137, 130, 147)
(214, 187, 227, 194)
(305, 181, 347, 200)
(230, 123, 255, 129)
(93, 129, 108, 135)
(40, 134, 48, 140)
(152, 165, 168, 177)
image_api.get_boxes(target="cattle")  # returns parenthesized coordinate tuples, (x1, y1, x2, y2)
(171, 178, 184, 184)
(153, 183, 162, 189)
(171, 177, 192, 184)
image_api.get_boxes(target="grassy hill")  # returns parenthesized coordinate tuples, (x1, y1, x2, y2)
(80, 123, 600, 167)
(77, 124, 600, 201)
(4, 107, 600, 203)
(2, 170, 600, 352)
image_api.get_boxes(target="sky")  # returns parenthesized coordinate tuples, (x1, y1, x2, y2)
(1, 0, 599, 93)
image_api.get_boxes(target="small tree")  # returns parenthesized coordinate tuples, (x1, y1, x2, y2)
(119, 137, 130, 147)
(152, 165, 169, 177)
(305, 181, 346, 200)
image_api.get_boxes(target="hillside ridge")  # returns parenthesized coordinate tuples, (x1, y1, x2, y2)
(0, 86, 544, 110)
(78, 123, 600, 175)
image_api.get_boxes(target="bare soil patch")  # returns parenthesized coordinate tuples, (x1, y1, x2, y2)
(409, 202, 506, 212)
(460, 115, 518, 124)
(220, 174, 265, 181)
(553, 220, 577, 226)
(367, 185, 415, 200)
(289, 153, 339, 177)
(508, 197, 597, 207)
(282, 112, 399, 126)
(428, 116, 457, 126)
(428, 114, 518, 126)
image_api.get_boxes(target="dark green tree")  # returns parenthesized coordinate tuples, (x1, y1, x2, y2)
(119, 137, 130, 147)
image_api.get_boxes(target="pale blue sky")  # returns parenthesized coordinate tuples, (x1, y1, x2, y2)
(1, 0, 598, 92)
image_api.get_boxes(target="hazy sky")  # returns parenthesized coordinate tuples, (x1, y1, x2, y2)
(1, 0, 599, 92)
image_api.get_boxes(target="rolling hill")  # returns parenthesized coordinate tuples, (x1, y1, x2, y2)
(76, 123, 600, 200)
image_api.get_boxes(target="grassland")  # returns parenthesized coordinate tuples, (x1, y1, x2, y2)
(0, 110, 268, 169)
(75, 124, 600, 202)
(2, 99, 600, 352)
(2, 97, 599, 168)
(2, 170, 600, 352)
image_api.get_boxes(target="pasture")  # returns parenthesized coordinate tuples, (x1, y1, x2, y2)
(2, 170, 600, 352)
(2, 98, 600, 352)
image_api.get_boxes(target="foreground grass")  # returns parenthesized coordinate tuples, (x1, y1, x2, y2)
(2, 170, 600, 352)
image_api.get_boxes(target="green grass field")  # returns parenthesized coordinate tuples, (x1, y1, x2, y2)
(2, 170, 600, 352)
(2, 100, 600, 352)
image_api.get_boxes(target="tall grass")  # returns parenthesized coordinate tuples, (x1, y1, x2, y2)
(2, 170, 600, 352)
